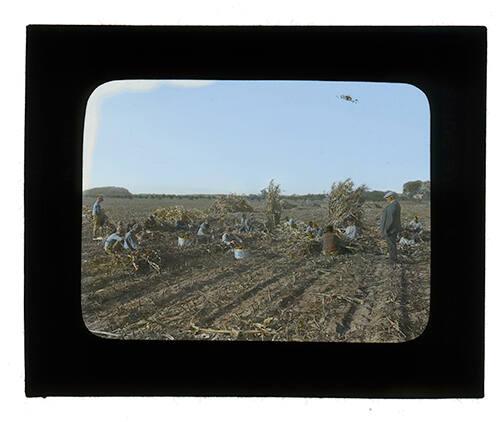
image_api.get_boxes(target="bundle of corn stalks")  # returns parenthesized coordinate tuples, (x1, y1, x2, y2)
(265, 179, 282, 230)
(152, 206, 207, 224)
(273, 225, 322, 257)
(328, 178, 367, 228)
(290, 237, 323, 257)
(109, 247, 161, 273)
(209, 194, 254, 215)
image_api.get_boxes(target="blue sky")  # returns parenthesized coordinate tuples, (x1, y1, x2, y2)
(85, 80, 430, 194)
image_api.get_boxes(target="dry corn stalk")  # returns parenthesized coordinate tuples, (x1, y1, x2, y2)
(265, 179, 282, 230)
(328, 178, 367, 227)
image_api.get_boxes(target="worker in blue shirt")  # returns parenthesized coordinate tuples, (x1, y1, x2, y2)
(92, 195, 106, 240)
(104, 222, 125, 253)
(124, 224, 140, 251)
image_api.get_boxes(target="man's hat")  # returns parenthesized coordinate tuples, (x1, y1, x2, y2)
(384, 191, 395, 199)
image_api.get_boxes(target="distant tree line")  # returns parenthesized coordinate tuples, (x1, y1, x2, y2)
(105, 191, 389, 201)
(133, 193, 218, 200)
(131, 193, 331, 201)
(85, 180, 430, 202)
(362, 190, 387, 201)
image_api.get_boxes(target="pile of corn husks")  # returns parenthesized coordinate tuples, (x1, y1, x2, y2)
(208, 194, 254, 215)
(152, 206, 208, 224)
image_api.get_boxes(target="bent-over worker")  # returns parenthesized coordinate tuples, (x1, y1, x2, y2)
(124, 224, 140, 251)
(197, 221, 212, 243)
(305, 221, 316, 235)
(408, 215, 423, 233)
(222, 227, 243, 247)
(104, 222, 125, 253)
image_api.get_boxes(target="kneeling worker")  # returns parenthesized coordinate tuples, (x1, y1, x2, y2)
(322, 225, 345, 255)
(222, 227, 243, 248)
(104, 222, 126, 253)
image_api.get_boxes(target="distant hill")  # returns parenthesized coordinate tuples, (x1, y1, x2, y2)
(83, 186, 133, 198)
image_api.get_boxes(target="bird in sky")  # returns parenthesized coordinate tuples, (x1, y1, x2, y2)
(339, 95, 359, 103)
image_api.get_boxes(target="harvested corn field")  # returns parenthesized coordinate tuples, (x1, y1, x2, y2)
(81, 196, 430, 342)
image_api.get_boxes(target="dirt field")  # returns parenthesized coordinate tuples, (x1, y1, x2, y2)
(81, 197, 430, 342)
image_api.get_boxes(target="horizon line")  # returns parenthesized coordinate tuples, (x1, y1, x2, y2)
(81, 186, 428, 196)
(82, 179, 430, 195)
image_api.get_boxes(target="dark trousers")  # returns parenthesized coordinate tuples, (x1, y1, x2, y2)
(385, 232, 398, 263)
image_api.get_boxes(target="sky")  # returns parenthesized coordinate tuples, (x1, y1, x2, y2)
(83, 80, 430, 195)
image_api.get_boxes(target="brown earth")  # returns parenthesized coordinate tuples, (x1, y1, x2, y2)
(81, 197, 430, 342)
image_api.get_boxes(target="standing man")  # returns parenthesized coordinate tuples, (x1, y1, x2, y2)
(380, 191, 402, 264)
(92, 194, 105, 240)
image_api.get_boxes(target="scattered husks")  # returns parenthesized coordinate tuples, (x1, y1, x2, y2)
(109, 247, 162, 274)
(284, 230, 322, 257)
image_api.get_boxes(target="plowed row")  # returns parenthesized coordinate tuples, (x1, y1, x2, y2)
(81, 204, 430, 343)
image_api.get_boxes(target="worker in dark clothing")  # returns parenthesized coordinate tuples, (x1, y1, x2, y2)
(322, 225, 345, 255)
(380, 191, 402, 263)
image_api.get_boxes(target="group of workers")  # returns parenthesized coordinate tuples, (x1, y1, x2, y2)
(283, 218, 355, 256)
(103, 222, 141, 253)
(91, 195, 141, 253)
(91, 195, 252, 254)
(190, 213, 254, 244)
(304, 221, 323, 237)
(285, 191, 406, 264)
(193, 218, 249, 248)
(91, 190, 417, 265)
